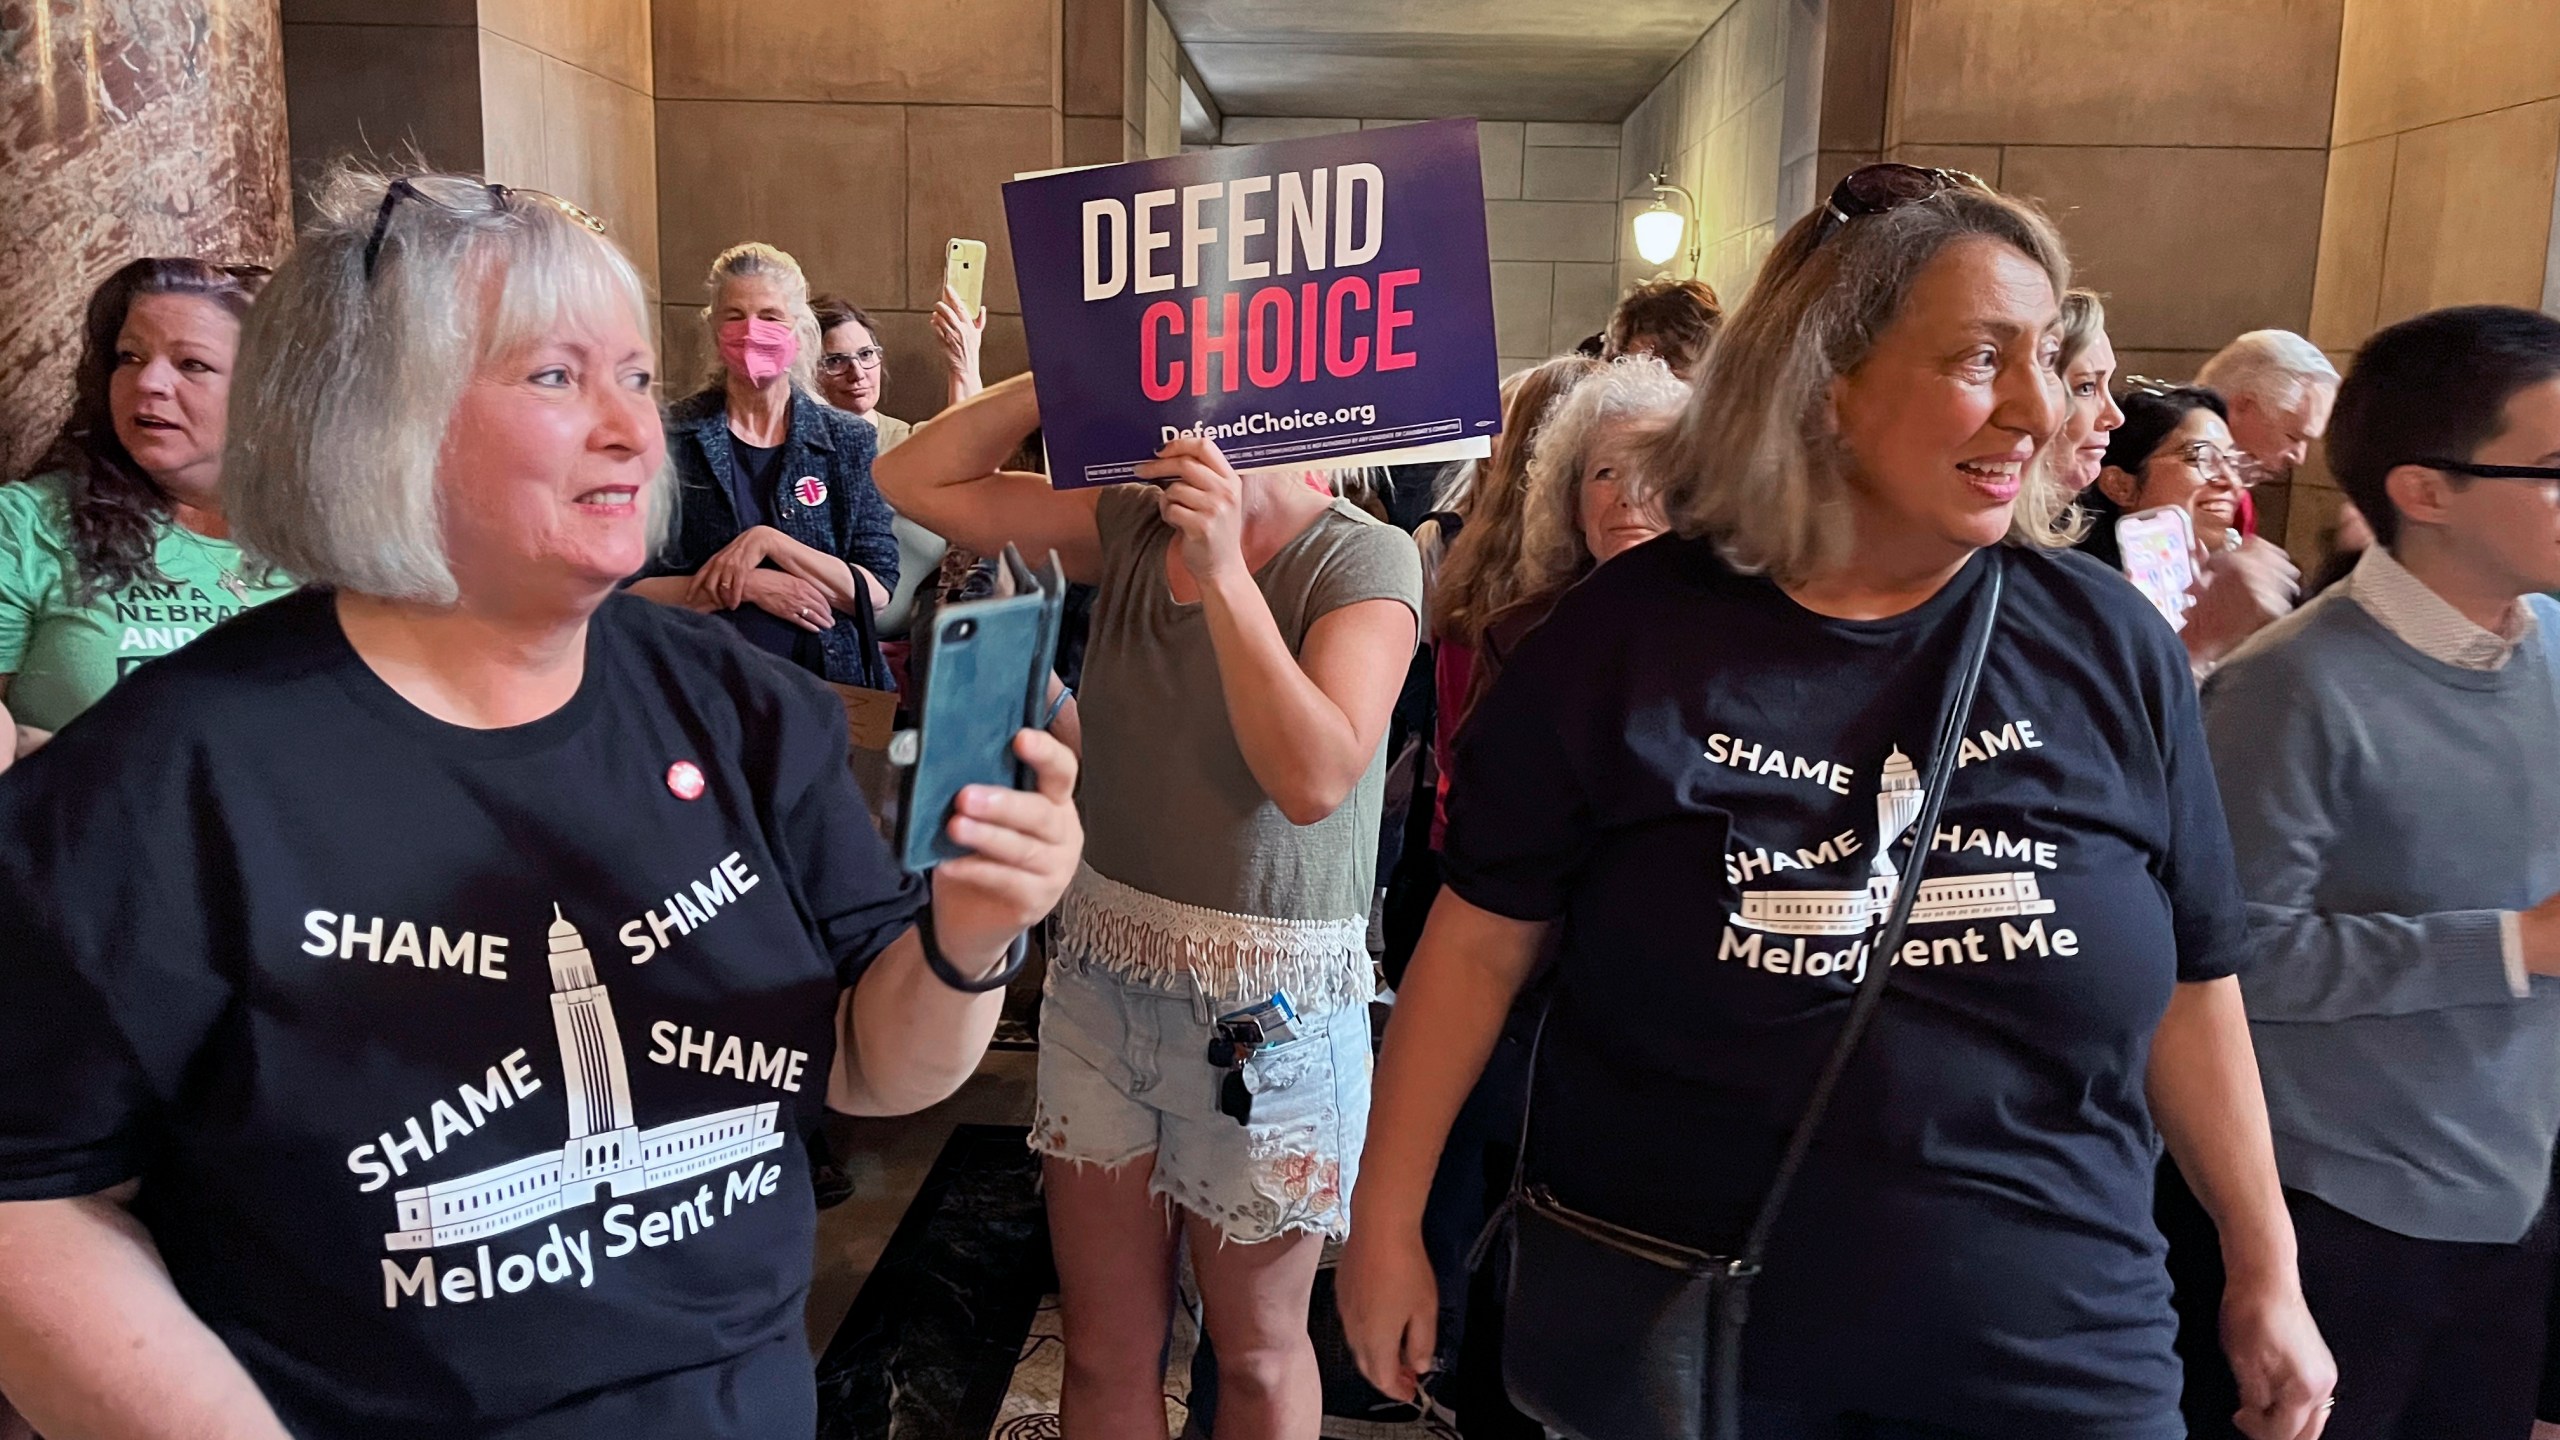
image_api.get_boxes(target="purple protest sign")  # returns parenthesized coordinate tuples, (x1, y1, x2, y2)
(1002, 118, 1503, 489)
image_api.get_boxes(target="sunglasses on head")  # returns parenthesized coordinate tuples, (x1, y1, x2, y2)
(1813, 163, 1991, 245)
(362, 177, 607, 281)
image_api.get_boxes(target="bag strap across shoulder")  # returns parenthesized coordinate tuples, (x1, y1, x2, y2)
(1734, 549, 2004, 1271)
(1500, 551, 2009, 1267)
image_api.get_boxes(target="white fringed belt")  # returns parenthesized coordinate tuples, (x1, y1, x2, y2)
(1055, 862, 1375, 1016)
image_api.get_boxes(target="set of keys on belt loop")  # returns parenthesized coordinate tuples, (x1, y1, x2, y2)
(1207, 991, 1299, 1126)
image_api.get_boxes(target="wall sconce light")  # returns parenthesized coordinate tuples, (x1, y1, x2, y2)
(1633, 172, 1699, 274)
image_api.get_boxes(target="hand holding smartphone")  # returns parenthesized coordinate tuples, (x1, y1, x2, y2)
(2116, 506, 2199, 631)
(944, 238, 988, 321)
(892, 545, 1065, 873)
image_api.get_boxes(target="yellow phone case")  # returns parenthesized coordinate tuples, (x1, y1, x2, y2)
(944, 238, 988, 319)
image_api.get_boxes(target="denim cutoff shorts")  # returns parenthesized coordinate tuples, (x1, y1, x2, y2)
(1030, 951, 1372, 1243)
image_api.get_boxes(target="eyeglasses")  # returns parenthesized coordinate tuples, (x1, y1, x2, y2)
(2158, 439, 2249, 485)
(1814, 163, 1989, 245)
(2417, 456, 2560, 505)
(2414, 457, 2560, 488)
(818, 346, 885, 375)
(362, 177, 607, 281)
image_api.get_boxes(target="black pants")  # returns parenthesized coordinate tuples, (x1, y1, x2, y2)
(2179, 1169, 2556, 1440)
(2295, 1188, 2556, 1440)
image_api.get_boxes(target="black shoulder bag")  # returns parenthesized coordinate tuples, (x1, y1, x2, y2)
(1491, 552, 2005, 1440)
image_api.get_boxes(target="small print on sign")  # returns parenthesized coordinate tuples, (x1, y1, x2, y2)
(792, 476, 827, 508)
(666, 761, 706, 801)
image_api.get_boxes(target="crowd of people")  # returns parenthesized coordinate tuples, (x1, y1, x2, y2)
(0, 155, 2552, 1440)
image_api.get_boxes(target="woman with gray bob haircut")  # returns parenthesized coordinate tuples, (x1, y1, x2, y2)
(0, 166, 1083, 1440)
(1344, 165, 2334, 1438)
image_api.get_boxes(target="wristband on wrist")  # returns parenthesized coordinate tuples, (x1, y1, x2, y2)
(917, 900, 1030, 993)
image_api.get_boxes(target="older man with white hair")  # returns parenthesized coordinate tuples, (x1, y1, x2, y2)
(2197, 329, 2342, 494)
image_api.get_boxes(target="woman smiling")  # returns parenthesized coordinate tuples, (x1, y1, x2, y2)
(1342, 166, 2335, 1440)
(0, 169, 1079, 1440)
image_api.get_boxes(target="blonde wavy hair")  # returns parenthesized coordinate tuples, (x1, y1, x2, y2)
(1652, 179, 2080, 584)
(1512, 354, 1688, 610)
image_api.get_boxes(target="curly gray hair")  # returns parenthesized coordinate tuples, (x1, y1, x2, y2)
(1514, 354, 1689, 606)
(225, 165, 670, 603)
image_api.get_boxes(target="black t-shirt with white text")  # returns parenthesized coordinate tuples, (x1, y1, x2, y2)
(0, 588, 922, 1438)
(1444, 540, 2244, 1438)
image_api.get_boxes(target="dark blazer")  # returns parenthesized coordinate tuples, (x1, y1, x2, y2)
(656, 386, 901, 687)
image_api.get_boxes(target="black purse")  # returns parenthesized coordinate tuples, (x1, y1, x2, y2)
(1491, 552, 2006, 1440)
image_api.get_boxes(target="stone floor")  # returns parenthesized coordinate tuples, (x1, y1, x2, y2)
(803, 1045, 1459, 1440)
(803, 1047, 1043, 1353)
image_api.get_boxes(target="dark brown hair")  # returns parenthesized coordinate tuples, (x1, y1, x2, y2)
(24, 257, 267, 600)
(809, 292, 877, 337)
(2328, 305, 2560, 548)
(1604, 278, 1724, 375)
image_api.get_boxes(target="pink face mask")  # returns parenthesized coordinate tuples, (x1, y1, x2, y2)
(717, 317, 799, 387)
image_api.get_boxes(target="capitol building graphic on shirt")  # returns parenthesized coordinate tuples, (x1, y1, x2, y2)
(1730, 747, 2057, 938)
(382, 907, 783, 1253)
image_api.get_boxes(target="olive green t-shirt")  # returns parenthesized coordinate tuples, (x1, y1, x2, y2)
(0, 475, 294, 733)
(1075, 486, 1422, 923)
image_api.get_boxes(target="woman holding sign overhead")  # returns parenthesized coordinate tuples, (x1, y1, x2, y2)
(877, 374, 1419, 1439)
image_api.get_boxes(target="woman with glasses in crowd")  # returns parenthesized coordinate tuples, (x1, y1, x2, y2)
(811, 286, 987, 454)
(2081, 385, 2301, 676)
(0, 258, 289, 771)
(0, 167, 1081, 1440)
(626, 243, 901, 688)
(1340, 164, 2334, 1440)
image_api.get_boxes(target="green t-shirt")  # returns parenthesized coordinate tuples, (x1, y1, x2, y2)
(0, 474, 295, 732)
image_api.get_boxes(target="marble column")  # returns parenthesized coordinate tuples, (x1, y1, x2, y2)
(0, 0, 294, 483)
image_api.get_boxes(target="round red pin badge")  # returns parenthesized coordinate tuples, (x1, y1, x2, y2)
(793, 475, 827, 507)
(666, 760, 706, 800)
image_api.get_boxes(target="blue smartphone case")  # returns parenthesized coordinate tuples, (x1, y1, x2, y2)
(894, 546, 1066, 872)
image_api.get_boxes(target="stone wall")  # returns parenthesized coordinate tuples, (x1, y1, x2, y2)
(1615, 0, 1821, 311)
(651, 0, 1062, 422)
(2297, 0, 2560, 553)
(280, 0, 658, 307)
(3, 0, 293, 482)
(478, 0, 658, 300)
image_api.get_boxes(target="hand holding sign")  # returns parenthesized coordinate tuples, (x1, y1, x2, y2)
(1004, 119, 1501, 489)
(1136, 435, 1249, 584)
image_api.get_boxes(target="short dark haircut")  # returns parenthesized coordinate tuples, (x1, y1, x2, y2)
(1605, 278, 1722, 373)
(809, 292, 876, 338)
(2101, 384, 2229, 481)
(2327, 304, 2560, 549)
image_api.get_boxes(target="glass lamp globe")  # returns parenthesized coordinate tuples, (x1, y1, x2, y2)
(1633, 203, 1685, 267)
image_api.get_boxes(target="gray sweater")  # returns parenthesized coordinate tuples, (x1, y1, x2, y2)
(2203, 588, 2560, 1243)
